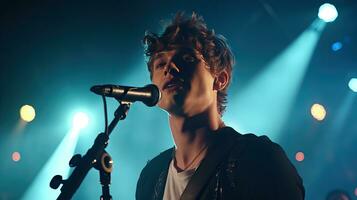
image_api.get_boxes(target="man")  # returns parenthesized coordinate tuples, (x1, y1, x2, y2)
(136, 12, 305, 200)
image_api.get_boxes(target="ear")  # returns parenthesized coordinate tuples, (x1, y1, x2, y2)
(213, 70, 229, 91)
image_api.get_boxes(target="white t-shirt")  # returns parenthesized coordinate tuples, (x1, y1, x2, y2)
(163, 159, 196, 200)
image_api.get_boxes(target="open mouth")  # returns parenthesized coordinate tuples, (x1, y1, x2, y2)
(163, 78, 185, 91)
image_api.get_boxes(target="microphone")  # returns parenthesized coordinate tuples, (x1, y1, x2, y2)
(90, 84, 161, 107)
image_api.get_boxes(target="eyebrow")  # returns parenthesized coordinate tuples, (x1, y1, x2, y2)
(150, 48, 204, 67)
(152, 51, 169, 60)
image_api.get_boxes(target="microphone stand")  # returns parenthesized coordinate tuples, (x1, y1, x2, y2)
(50, 102, 131, 200)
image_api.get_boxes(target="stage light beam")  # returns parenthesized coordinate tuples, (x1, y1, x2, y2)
(20, 105, 36, 122)
(224, 19, 325, 140)
(318, 3, 338, 22)
(21, 128, 81, 200)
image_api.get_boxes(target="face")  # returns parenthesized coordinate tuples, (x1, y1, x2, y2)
(151, 47, 217, 117)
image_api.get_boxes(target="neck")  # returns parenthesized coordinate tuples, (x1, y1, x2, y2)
(169, 106, 224, 171)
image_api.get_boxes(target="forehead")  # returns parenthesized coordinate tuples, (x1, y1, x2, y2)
(151, 47, 201, 61)
(152, 50, 175, 61)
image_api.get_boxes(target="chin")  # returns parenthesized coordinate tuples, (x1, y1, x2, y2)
(158, 103, 184, 117)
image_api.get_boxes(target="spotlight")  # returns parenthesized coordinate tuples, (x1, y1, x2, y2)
(20, 105, 36, 122)
(348, 78, 357, 92)
(318, 3, 338, 22)
(72, 112, 89, 129)
(311, 103, 327, 121)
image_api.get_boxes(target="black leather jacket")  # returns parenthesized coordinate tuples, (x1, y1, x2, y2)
(136, 127, 305, 200)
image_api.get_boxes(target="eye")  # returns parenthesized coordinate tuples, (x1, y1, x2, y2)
(155, 61, 166, 69)
(182, 54, 196, 63)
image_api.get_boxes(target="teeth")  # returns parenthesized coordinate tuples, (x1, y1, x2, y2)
(165, 79, 184, 89)
(168, 84, 176, 87)
(166, 83, 179, 88)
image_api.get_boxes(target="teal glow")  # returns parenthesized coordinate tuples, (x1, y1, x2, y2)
(225, 19, 326, 141)
(72, 112, 90, 130)
(21, 128, 81, 200)
(318, 3, 338, 22)
(305, 92, 356, 189)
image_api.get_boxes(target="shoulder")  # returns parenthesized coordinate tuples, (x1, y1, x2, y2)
(219, 127, 305, 199)
(213, 127, 285, 175)
(216, 126, 276, 155)
(218, 127, 287, 161)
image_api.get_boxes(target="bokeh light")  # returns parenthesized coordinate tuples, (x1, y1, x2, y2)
(20, 105, 36, 122)
(348, 78, 357, 92)
(12, 151, 21, 162)
(295, 151, 305, 162)
(331, 42, 342, 51)
(354, 187, 357, 197)
(72, 112, 89, 129)
(311, 103, 327, 121)
(318, 3, 338, 22)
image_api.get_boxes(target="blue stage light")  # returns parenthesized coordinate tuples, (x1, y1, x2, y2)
(331, 42, 342, 51)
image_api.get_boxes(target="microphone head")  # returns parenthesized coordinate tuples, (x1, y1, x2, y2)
(90, 84, 161, 107)
(90, 85, 104, 95)
(90, 85, 112, 96)
(143, 84, 161, 107)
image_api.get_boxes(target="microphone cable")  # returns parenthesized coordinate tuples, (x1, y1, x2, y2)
(102, 95, 109, 136)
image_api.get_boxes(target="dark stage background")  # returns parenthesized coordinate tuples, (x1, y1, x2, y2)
(0, 0, 356, 199)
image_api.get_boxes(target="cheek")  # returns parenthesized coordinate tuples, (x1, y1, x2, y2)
(189, 74, 215, 101)
(151, 73, 161, 86)
(195, 70, 214, 90)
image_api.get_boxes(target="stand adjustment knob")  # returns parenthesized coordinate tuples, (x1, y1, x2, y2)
(50, 175, 64, 189)
(69, 154, 82, 167)
(101, 152, 113, 173)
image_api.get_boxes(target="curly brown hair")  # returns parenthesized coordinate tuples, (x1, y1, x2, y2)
(143, 12, 234, 115)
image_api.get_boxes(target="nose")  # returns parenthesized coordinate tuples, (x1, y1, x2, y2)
(164, 62, 180, 77)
